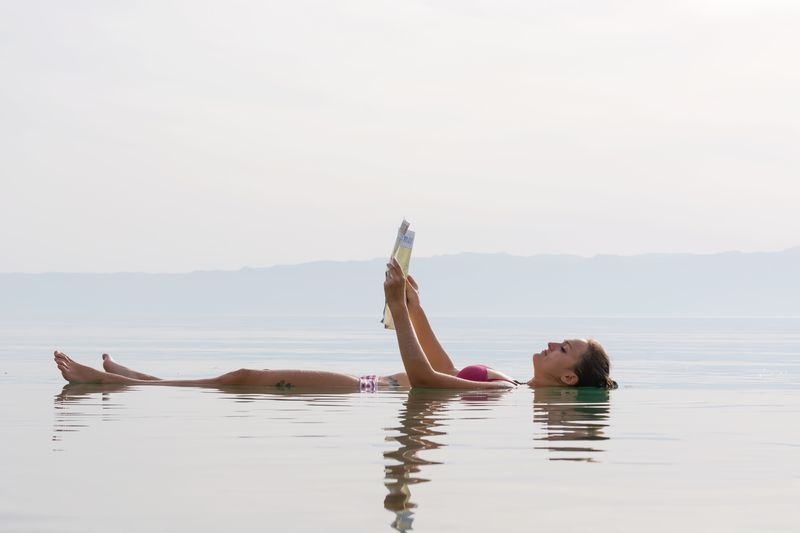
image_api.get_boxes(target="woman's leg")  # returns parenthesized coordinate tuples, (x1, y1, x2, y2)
(102, 353, 161, 380)
(103, 353, 412, 390)
(54, 351, 360, 389)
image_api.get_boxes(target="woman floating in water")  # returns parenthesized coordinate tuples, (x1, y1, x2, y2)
(54, 259, 616, 390)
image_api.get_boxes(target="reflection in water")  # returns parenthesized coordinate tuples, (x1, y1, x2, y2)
(53, 384, 613, 531)
(52, 383, 358, 448)
(382, 389, 503, 532)
(52, 384, 128, 451)
(532, 387, 611, 462)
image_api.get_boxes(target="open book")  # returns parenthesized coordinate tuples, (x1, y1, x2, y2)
(381, 219, 415, 330)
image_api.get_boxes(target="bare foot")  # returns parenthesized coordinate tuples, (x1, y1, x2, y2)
(54, 350, 121, 384)
(102, 353, 160, 381)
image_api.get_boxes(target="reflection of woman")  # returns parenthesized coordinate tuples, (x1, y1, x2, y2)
(383, 389, 503, 532)
(383, 388, 613, 530)
(53, 259, 616, 391)
(52, 384, 614, 528)
(532, 387, 611, 462)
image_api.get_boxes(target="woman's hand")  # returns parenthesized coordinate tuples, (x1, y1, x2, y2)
(405, 275, 421, 309)
(383, 258, 407, 309)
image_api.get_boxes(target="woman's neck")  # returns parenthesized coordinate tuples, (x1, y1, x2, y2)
(527, 374, 560, 388)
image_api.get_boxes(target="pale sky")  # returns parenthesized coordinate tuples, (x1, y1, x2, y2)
(2, 0, 799, 272)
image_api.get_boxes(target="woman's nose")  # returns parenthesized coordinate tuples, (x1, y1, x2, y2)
(547, 342, 556, 350)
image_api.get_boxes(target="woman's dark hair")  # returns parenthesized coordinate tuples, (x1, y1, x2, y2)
(573, 339, 618, 389)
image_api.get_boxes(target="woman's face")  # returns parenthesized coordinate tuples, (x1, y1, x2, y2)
(532, 339, 589, 386)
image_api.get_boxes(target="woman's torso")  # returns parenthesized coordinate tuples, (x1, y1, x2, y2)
(376, 366, 517, 389)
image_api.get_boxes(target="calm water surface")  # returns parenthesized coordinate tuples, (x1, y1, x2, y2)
(1, 316, 799, 532)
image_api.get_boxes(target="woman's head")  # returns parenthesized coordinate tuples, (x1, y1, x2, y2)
(573, 339, 617, 389)
(531, 338, 616, 389)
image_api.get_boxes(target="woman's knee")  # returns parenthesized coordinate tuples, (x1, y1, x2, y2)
(217, 368, 254, 385)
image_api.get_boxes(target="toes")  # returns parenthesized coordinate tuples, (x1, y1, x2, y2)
(102, 353, 111, 361)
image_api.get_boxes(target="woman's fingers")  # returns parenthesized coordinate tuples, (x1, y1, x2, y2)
(385, 259, 405, 280)
(384, 268, 400, 286)
(385, 258, 404, 279)
(407, 275, 419, 290)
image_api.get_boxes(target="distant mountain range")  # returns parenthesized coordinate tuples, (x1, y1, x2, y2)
(3, 248, 799, 316)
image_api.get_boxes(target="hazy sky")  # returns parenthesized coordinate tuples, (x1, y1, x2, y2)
(2, 1, 799, 272)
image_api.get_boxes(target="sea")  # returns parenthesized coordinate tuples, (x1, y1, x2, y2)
(1, 315, 798, 532)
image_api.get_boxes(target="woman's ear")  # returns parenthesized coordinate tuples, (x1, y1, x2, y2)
(560, 372, 578, 386)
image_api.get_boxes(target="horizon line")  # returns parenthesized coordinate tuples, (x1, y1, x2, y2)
(3, 245, 798, 276)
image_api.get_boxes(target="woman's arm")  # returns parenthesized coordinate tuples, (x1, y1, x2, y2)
(405, 276, 459, 375)
(384, 260, 511, 390)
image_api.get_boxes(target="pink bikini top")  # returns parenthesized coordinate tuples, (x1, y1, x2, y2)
(456, 365, 519, 385)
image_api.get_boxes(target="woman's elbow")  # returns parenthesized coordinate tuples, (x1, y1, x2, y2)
(409, 373, 442, 388)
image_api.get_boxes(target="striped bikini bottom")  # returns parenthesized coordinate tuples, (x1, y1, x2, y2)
(359, 374, 404, 392)
(358, 375, 378, 392)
